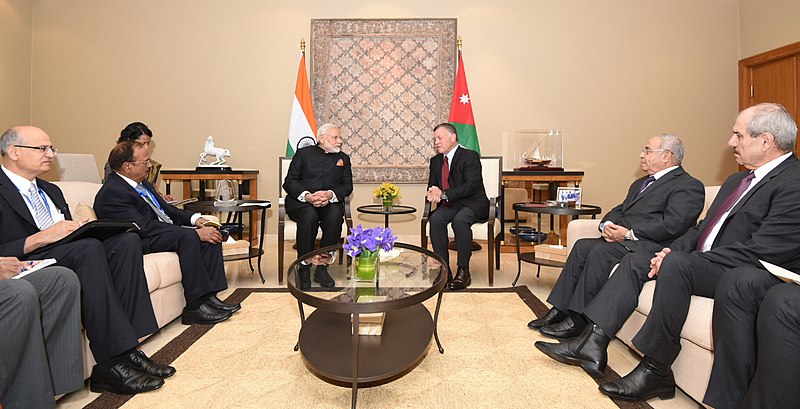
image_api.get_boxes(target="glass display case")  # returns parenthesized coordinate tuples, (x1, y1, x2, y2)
(505, 129, 563, 170)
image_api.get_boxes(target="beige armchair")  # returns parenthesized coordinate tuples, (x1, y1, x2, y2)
(277, 156, 352, 284)
(564, 185, 720, 405)
(421, 156, 502, 286)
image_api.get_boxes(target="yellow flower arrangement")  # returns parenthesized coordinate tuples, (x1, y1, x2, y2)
(373, 182, 401, 200)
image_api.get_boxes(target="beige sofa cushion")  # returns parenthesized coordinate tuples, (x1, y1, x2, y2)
(636, 282, 715, 351)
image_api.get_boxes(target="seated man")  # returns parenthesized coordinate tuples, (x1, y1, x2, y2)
(736, 283, 800, 409)
(94, 141, 240, 325)
(0, 126, 172, 395)
(529, 134, 704, 341)
(282, 123, 353, 290)
(426, 123, 489, 290)
(0, 259, 81, 409)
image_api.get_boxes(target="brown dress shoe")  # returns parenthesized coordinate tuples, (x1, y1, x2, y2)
(449, 266, 472, 290)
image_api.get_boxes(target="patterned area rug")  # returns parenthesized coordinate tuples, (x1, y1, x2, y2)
(86, 287, 653, 409)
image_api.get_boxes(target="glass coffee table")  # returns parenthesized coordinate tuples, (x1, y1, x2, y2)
(287, 242, 448, 409)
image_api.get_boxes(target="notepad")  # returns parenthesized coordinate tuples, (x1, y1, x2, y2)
(760, 260, 800, 285)
(13, 258, 57, 280)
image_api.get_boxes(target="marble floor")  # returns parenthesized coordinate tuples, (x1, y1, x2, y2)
(57, 235, 703, 408)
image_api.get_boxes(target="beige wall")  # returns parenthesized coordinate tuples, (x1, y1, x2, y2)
(27, 0, 742, 235)
(739, 0, 800, 58)
(0, 0, 33, 129)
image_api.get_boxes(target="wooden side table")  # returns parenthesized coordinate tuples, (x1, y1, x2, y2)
(511, 202, 601, 286)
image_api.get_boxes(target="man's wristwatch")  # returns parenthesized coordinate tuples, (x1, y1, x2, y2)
(624, 230, 632, 240)
(441, 192, 448, 201)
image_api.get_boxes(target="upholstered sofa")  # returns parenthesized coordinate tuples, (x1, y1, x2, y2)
(564, 186, 720, 406)
(52, 181, 188, 379)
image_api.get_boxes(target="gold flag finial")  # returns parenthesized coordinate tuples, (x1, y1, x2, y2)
(457, 36, 462, 51)
(300, 38, 306, 53)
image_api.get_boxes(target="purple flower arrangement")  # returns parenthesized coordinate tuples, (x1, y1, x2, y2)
(343, 225, 397, 258)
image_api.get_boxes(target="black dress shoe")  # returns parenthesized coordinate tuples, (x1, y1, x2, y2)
(449, 266, 472, 290)
(540, 317, 584, 340)
(182, 302, 231, 325)
(90, 361, 164, 394)
(128, 350, 176, 378)
(599, 356, 676, 401)
(208, 295, 241, 313)
(528, 307, 567, 329)
(535, 324, 611, 378)
(313, 265, 335, 288)
(297, 264, 311, 291)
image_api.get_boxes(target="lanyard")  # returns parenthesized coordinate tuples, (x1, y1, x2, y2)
(135, 185, 163, 210)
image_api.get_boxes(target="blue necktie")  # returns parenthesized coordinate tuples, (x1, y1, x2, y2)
(28, 183, 54, 229)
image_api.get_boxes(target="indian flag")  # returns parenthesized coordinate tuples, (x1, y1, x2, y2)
(449, 52, 480, 154)
(286, 52, 317, 157)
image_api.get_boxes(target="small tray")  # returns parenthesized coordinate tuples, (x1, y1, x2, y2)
(517, 231, 548, 242)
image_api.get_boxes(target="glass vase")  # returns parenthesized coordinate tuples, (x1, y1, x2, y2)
(382, 198, 393, 211)
(354, 253, 379, 282)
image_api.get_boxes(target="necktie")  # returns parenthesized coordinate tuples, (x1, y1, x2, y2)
(441, 156, 452, 207)
(636, 175, 656, 198)
(696, 172, 755, 251)
(136, 184, 173, 224)
(28, 183, 54, 230)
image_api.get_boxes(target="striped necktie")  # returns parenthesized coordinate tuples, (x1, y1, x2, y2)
(28, 183, 54, 230)
(136, 184, 173, 224)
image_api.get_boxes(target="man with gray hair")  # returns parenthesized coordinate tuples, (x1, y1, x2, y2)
(283, 123, 353, 290)
(532, 134, 704, 375)
(589, 103, 800, 403)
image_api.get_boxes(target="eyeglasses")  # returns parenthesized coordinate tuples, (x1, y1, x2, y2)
(127, 159, 152, 166)
(642, 147, 668, 155)
(14, 145, 58, 155)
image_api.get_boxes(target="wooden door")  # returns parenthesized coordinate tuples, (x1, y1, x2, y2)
(739, 41, 800, 126)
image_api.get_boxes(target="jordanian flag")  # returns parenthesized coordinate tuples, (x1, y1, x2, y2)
(286, 52, 317, 157)
(449, 52, 480, 153)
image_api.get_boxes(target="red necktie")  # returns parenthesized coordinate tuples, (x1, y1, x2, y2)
(441, 156, 452, 207)
(696, 172, 755, 251)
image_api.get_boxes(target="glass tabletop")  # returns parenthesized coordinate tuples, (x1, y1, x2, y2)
(356, 204, 417, 215)
(287, 242, 448, 313)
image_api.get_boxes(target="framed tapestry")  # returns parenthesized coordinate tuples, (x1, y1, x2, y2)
(310, 18, 457, 183)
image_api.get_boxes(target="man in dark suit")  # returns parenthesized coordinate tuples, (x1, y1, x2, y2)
(0, 260, 81, 409)
(283, 123, 353, 290)
(735, 283, 800, 409)
(426, 123, 489, 290)
(94, 141, 240, 325)
(592, 103, 800, 402)
(0, 126, 172, 395)
(530, 135, 704, 344)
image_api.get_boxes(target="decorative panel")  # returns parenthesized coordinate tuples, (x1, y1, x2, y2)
(311, 18, 457, 183)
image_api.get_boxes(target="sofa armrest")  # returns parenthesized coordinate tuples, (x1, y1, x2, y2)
(566, 219, 601, 254)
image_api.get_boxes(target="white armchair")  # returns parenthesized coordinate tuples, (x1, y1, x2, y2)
(421, 156, 502, 286)
(277, 156, 352, 284)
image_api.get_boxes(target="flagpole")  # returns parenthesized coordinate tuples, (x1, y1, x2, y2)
(300, 37, 305, 54)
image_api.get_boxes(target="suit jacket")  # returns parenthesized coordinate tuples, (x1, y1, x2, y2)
(283, 145, 353, 213)
(0, 170, 71, 257)
(94, 172, 195, 254)
(670, 154, 800, 270)
(428, 146, 490, 221)
(601, 166, 705, 249)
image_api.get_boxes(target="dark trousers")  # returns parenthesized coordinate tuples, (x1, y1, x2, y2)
(548, 238, 656, 314)
(288, 203, 344, 258)
(0, 267, 82, 409)
(28, 234, 157, 363)
(704, 267, 782, 409)
(583, 251, 655, 335)
(738, 284, 800, 409)
(429, 204, 478, 269)
(142, 227, 228, 305)
(631, 251, 726, 365)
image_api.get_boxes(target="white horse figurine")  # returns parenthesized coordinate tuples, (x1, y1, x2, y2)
(198, 136, 231, 166)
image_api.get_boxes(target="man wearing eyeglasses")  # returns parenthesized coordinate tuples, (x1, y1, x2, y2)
(533, 134, 704, 376)
(0, 126, 171, 395)
(94, 141, 239, 326)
